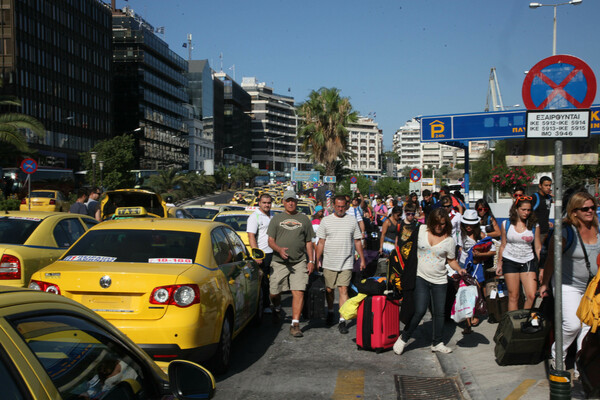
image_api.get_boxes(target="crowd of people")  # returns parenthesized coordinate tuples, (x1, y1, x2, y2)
(246, 177, 599, 376)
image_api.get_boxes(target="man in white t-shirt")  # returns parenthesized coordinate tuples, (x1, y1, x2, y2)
(247, 193, 274, 313)
(316, 195, 365, 334)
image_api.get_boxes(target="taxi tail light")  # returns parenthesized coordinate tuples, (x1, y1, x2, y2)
(149, 284, 200, 307)
(28, 280, 61, 294)
(49, 199, 56, 205)
(20, 198, 26, 204)
(0, 255, 21, 280)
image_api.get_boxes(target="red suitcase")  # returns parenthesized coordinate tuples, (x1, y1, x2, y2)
(356, 295, 400, 353)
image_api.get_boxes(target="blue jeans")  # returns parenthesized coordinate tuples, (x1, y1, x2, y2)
(401, 276, 447, 346)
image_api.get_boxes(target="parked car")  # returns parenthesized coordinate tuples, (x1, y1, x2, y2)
(19, 190, 69, 212)
(0, 286, 215, 399)
(0, 211, 97, 287)
(30, 218, 265, 374)
(100, 189, 168, 220)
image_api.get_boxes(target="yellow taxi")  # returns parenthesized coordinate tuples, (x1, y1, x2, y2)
(19, 190, 69, 212)
(0, 287, 215, 399)
(0, 211, 97, 287)
(183, 202, 237, 220)
(212, 210, 254, 249)
(30, 216, 265, 374)
(100, 189, 168, 220)
(296, 201, 315, 216)
(167, 206, 195, 219)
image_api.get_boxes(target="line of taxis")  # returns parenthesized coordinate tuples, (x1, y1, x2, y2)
(0, 188, 281, 399)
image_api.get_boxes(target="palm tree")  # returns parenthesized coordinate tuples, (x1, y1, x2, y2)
(147, 168, 187, 194)
(0, 81, 45, 151)
(298, 87, 358, 186)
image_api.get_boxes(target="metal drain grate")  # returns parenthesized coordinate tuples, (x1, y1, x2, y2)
(395, 375, 464, 400)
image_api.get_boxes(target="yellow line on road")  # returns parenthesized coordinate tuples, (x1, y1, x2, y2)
(332, 369, 365, 400)
(504, 379, 537, 400)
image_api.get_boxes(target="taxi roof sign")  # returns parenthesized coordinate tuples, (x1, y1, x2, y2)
(115, 207, 148, 217)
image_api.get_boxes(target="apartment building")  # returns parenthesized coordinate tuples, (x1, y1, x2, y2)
(346, 117, 382, 179)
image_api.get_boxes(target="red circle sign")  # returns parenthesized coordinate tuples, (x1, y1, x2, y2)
(20, 158, 38, 174)
(409, 168, 421, 183)
(522, 55, 596, 110)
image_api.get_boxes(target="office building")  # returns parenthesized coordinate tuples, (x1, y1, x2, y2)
(112, 6, 189, 170)
(185, 60, 214, 173)
(0, 0, 112, 168)
(241, 77, 307, 173)
(346, 117, 382, 179)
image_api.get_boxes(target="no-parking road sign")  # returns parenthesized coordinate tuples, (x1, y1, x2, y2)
(522, 55, 596, 110)
(20, 158, 38, 174)
(409, 168, 421, 183)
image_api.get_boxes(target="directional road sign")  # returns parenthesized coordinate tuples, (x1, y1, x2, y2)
(325, 190, 333, 198)
(522, 55, 596, 110)
(323, 175, 336, 183)
(292, 170, 320, 182)
(21, 158, 37, 174)
(409, 168, 421, 182)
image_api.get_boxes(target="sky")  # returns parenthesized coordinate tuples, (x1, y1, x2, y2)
(114, 0, 600, 149)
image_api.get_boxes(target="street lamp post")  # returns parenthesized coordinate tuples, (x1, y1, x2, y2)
(529, 0, 582, 56)
(98, 160, 104, 189)
(529, 0, 582, 384)
(90, 152, 97, 187)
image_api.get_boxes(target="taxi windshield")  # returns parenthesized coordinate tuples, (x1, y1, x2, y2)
(213, 215, 248, 232)
(30, 191, 56, 198)
(187, 208, 219, 220)
(0, 216, 42, 244)
(62, 229, 200, 263)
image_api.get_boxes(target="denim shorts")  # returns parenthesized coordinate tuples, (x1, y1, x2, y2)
(502, 257, 538, 274)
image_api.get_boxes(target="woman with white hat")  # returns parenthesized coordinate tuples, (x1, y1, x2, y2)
(458, 209, 496, 333)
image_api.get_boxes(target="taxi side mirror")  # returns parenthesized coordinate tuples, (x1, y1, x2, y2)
(251, 248, 265, 260)
(168, 360, 215, 399)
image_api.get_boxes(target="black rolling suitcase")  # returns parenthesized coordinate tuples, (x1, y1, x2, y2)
(577, 330, 600, 398)
(302, 272, 326, 321)
(493, 308, 550, 365)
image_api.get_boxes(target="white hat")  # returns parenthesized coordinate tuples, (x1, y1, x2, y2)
(460, 209, 481, 225)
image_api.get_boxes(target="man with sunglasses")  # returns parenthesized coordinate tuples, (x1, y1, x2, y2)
(532, 176, 554, 241)
(86, 186, 102, 221)
(267, 190, 315, 337)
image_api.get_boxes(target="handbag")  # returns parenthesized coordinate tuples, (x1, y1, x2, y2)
(576, 228, 600, 332)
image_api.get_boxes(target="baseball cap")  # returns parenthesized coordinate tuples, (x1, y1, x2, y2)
(314, 205, 323, 214)
(283, 190, 297, 200)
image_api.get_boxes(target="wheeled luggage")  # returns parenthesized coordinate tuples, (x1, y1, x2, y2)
(356, 295, 400, 353)
(576, 330, 600, 398)
(493, 308, 550, 365)
(302, 273, 326, 321)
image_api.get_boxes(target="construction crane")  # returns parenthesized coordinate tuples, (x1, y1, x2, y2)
(485, 67, 505, 112)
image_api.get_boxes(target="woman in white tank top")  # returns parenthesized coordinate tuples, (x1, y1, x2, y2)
(496, 196, 541, 311)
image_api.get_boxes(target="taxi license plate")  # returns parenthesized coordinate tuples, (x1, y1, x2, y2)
(82, 295, 132, 310)
(32, 202, 44, 206)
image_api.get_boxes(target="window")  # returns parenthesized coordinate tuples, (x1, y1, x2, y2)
(11, 314, 153, 400)
(223, 227, 248, 262)
(211, 228, 234, 265)
(53, 219, 86, 248)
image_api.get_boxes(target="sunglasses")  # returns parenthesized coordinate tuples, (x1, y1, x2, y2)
(576, 206, 597, 213)
(476, 207, 488, 212)
(404, 212, 414, 216)
(513, 193, 524, 198)
(442, 205, 452, 209)
(515, 196, 533, 205)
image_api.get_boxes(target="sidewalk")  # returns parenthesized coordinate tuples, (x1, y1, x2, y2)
(434, 315, 589, 399)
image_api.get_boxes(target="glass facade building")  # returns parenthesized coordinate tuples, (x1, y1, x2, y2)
(112, 7, 188, 170)
(0, 0, 112, 169)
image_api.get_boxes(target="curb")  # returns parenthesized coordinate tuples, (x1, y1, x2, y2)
(436, 352, 480, 400)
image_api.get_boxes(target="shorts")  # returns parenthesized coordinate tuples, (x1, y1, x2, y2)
(269, 259, 308, 294)
(323, 269, 352, 289)
(502, 257, 538, 274)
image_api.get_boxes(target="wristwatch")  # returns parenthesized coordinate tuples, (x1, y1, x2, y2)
(308, 260, 315, 263)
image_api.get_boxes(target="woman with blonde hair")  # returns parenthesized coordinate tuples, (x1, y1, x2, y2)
(539, 191, 599, 375)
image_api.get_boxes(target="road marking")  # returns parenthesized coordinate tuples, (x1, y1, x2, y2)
(504, 379, 536, 400)
(332, 369, 364, 399)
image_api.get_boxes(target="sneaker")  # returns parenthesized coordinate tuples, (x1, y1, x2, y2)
(326, 312, 335, 326)
(431, 343, 452, 353)
(574, 370, 580, 380)
(549, 358, 556, 370)
(338, 321, 349, 334)
(290, 323, 303, 338)
(393, 338, 407, 355)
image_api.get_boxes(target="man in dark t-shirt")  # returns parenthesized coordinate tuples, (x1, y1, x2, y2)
(69, 188, 88, 215)
(533, 176, 553, 238)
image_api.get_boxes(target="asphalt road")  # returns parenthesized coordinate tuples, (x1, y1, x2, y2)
(211, 292, 451, 400)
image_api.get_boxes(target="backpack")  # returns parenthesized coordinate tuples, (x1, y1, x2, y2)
(576, 255, 600, 333)
(537, 224, 576, 269)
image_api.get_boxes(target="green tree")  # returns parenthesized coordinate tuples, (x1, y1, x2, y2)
(337, 174, 372, 196)
(80, 134, 137, 189)
(298, 87, 358, 189)
(0, 80, 45, 158)
(147, 168, 187, 194)
(375, 177, 402, 197)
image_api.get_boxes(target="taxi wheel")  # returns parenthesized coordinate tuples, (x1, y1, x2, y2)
(210, 314, 232, 374)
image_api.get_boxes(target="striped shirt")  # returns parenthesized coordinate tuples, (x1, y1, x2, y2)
(317, 213, 362, 271)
